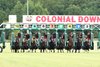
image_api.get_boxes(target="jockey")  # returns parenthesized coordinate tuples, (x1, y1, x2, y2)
(41, 36, 44, 40)
(61, 33, 64, 39)
(87, 32, 91, 40)
(85, 38, 90, 45)
(32, 36, 35, 43)
(15, 35, 19, 43)
(69, 32, 73, 37)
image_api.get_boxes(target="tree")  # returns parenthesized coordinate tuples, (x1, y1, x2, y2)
(19, 0, 27, 4)
(10, 1, 24, 22)
(82, 8, 96, 15)
(64, 5, 82, 15)
(31, 2, 49, 15)
(0, 10, 6, 23)
(23, 0, 49, 15)
(42, 0, 65, 15)
(0, 0, 18, 23)
(0, 0, 18, 10)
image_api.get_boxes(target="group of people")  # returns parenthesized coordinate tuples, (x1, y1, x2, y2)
(11, 31, 93, 53)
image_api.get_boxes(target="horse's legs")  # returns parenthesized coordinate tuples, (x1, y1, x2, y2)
(21, 49, 23, 52)
(67, 49, 70, 53)
(75, 49, 77, 53)
(50, 50, 52, 52)
(71, 49, 74, 53)
(86, 49, 89, 52)
(49, 49, 51, 53)
(57, 49, 59, 53)
(60, 50, 61, 53)
(23, 49, 25, 52)
(67, 50, 69, 53)
(53, 49, 55, 53)
(78, 50, 80, 53)
(75, 49, 80, 53)
(46, 49, 48, 53)
(31, 49, 33, 52)
(67, 48, 70, 53)
(35, 49, 36, 53)
(67, 50, 68, 53)
(43, 49, 45, 53)
(11, 49, 13, 52)
(49, 50, 50, 53)
(69, 49, 71, 53)
(60, 49, 64, 53)
(40, 49, 42, 53)
(17, 49, 19, 53)
(15, 49, 17, 53)
(62, 49, 64, 53)
(60, 49, 62, 53)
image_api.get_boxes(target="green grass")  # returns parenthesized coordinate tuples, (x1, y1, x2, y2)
(0, 43, 100, 67)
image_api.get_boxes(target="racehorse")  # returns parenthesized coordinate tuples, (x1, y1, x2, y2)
(56, 33, 65, 53)
(11, 33, 21, 53)
(12, 36, 20, 53)
(21, 34, 29, 52)
(83, 39, 90, 52)
(74, 32, 82, 53)
(39, 33, 47, 53)
(30, 36, 37, 52)
(82, 32, 91, 52)
(48, 35, 56, 53)
(75, 38, 82, 53)
(65, 32, 73, 53)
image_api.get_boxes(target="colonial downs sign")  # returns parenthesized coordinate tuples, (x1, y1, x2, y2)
(23, 15, 100, 24)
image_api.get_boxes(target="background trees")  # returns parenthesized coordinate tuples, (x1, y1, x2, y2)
(0, 0, 100, 23)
